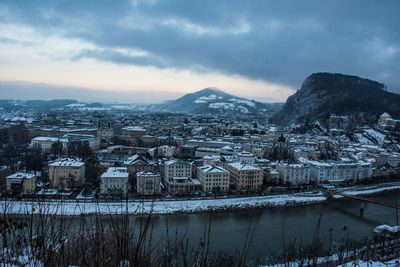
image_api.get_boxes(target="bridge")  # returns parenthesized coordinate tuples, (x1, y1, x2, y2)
(321, 188, 400, 209)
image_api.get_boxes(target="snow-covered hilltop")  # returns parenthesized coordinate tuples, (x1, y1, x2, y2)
(156, 87, 282, 115)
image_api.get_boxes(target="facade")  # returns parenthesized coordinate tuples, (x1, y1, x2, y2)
(136, 171, 161, 195)
(226, 162, 263, 190)
(163, 159, 196, 195)
(164, 159, 192, 181)
(307, 161, 333, 183)
(31, 137, 68, 152)
(197, 165, 230, 192)
(64, 133, 100, 151)
(158, 145, 175, 158)
(305, 159, 372, 183)
(237, 152, 256, 164)
(378, 113, 400, 129)
(6, 172, 37, 194)
(49, 158, 85, 188)
(31, 134, 100, 152)
(277, 163, 311, 185)
(165, 176, 201, 195)
(124, 154, 156, 176)
(121, 126, 146, 138)
(97, 121, 114, 141)
(100, 167, 129, 197)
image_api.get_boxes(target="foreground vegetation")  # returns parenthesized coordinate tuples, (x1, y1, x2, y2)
(1, 200, 400, 266)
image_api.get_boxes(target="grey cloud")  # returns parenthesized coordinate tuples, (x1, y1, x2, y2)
(1, 0, 400, 91)
(72, 49, 166, 68)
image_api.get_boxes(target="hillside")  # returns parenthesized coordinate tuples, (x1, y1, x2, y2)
(157, 87, 282, 115)
(271, 73, 400, 125)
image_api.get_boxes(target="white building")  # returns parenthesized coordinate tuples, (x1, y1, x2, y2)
(237, 152, 256, 164)
(64, 133, 100, 151)
(164, 159, 192, 181)
(31, 137, 68, 152)
(277, 163, 311, 185)
(197, 165, 230, 192)
(100, 167, 129, 197)
(302, 159, 372, 183)
(158, 145, 176, 158)
(307, 160, 333, 182)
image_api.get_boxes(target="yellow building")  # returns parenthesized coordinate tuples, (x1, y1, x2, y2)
(226, 162, 263, 190)
(197, 165, 230, 192)
(49, 158, 85, 188)
(6, 172, 37, 194)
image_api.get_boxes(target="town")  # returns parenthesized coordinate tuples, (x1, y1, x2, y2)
(1, 105, 399, 202)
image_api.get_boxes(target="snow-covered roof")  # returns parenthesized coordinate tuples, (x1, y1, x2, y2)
(101, 167, 129, 178)
(165, 159, 191, 166)
(137, 171, 160, 177)
(50, 158, 85, 167)
(199, 165, 229, 174)
(122, 126, 146, 131)
(228, 162, 261, 171)
(7, 172, 38, 179)
(32, 136, 68, 142)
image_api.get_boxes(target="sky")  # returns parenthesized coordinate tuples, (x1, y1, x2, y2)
(0, 0, 399, 103)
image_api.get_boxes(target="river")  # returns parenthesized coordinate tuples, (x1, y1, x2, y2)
(127, 191, 400, 260)
(39, 190, 400, 261)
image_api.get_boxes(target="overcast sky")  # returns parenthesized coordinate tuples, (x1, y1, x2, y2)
(0, 0, 399, 103)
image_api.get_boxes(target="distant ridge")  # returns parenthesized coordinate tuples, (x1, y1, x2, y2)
(156, 87, 283, 115)
(271, 72, 400, 125)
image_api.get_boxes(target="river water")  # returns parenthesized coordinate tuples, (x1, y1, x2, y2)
(61, 191, 400, 260)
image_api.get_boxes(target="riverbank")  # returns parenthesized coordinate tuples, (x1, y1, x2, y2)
(2, 182, 400, 216)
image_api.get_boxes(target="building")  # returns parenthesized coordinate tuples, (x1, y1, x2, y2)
(136, 171, 161, 195)
(197, 165, 230, 192)
(49, 158, 85, 188)
(378, 113, 400, 129)
(165, 176, 201, 195)
(64, 133, 100, 151)
(6, 172, 37, 194)
(31, 133, 100, 152)
(31, 136, 68, 152)
(97, 121, 114, 141)
(163, 159, 192, 182)
(237, 152, 256, 164)
(265, 168, 280, 184)
(277, 163, 311, 185)
(124, 154, 156, 176)
(162, 159, 202, 195)
(330, 161, 357, 182)
(121, 126, 146, 138)
(226, 162, 263, 190)
(100, 167, 129, 197)
(307, 160, 333, 183)
(158, 145, 176, 158)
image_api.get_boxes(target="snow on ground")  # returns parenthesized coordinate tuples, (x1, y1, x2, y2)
(1, 194, 326, 216)
(194, 94, 217, 103)
(208, 102, 235, 110)
(364, 129, 386, 145)
(236, 106, 249, 113)
(228, 98, 255, 107)
(355, 133, 374, 145)
(2, 184, 400, 216)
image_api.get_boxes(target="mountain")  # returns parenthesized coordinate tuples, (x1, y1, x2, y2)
(271, 73, 400, 125)
(0, 99, 79, 111)
(157, 87, 282, 115)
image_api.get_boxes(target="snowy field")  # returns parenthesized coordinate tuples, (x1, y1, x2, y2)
(2, 183, 400, 216)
